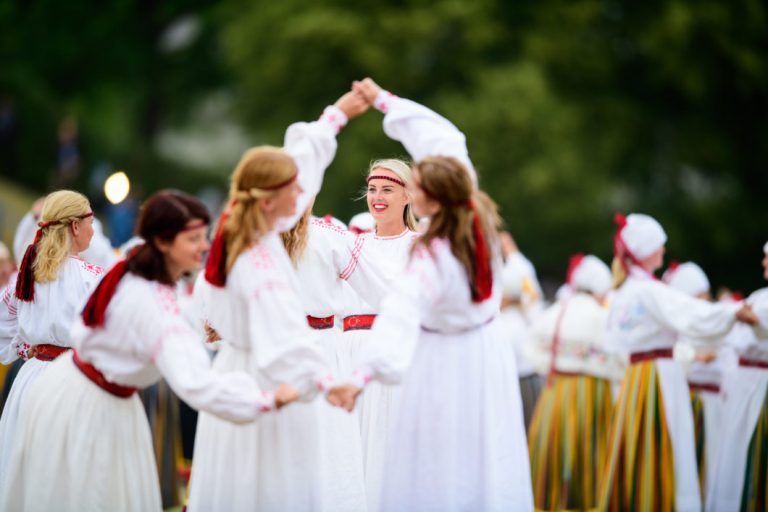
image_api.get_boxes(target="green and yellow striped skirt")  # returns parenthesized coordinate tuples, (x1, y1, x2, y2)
(528, 373, 613, 512)
(598, 360, 675, 512)
(740, 386, 768, 512)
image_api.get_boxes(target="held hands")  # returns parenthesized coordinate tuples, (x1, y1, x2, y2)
(694, 350, 718, 363)
(274, 383, 300, 409)
(203, 322, 222, 343)
(736, 304, 759, 326)
(326, 383, 362, 412)
(334, 77, 384, 121)
(334, 90, 370, 121)
(352, 78, 382, 105)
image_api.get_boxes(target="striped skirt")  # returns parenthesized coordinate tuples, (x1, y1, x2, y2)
(598, 361, 676, 512)
(520, 373, 545, 433)
(528, 373, 612, 511)
(690, 390, 705, 499)
(740, 386, 768, 512)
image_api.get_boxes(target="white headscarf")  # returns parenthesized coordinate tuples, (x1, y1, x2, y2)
(570, 255, 612, 296)
(348, 212, 374, 234)
(615, 213, 667, 261)
(663, 261, 710, 297)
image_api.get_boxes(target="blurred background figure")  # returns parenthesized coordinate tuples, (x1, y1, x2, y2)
(663, 260, 726, 501)
(526, 253, 620, 512)
(54, 116, 80, 189)
(348, 211, 374, 234)
(0, 97, 18, 179)
(0, 242, 13, 287)
(500, 230, 545, 431)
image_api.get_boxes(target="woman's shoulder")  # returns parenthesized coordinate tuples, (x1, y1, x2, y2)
(67, 256, 105, 279)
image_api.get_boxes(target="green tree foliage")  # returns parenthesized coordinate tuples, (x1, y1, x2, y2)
(1, 0, 766, 291)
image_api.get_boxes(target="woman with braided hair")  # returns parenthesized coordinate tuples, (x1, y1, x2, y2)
(327, 80, 534, 512)
(0, 190, 104, 488)
(186, 90, 370, 512)
(0, 190, 296, 512)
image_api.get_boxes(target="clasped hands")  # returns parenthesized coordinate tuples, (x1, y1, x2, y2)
(333, 78, 384, 121)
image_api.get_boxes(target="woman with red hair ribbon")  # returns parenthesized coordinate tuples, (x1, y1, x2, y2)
(328, 79, 534, 512)
(599, 213, 756, 512)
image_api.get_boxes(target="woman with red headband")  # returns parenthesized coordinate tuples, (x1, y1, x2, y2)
(707, 241, 768, 512)
(327, 79, 534, 511)
(525, 254, 622, 512)
(0, 189, 103, 488)
(0, 190, 296, 511)
(186, 90, 370, 512)
(598, 213, 757, 512)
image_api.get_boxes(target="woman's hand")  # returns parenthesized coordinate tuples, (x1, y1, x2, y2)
(274, 384, 300, 409)
(352, 78, 382, 105)
(736, 304, 759, 326)
(334, 90, 370, 120)
(204, 322, 222, 343)
(326, 383, 362, 412)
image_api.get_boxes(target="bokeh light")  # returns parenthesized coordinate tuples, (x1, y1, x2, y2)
(104, 171, 130, 205)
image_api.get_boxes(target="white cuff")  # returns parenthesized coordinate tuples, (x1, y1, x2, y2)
(256, 390, 276, 413)
(17, 341, 30, 361)
(316, 374, 336, 393)
(350, 367, 373, 389)
(319, 105, 348, 135)
(373, 90, 396, 113)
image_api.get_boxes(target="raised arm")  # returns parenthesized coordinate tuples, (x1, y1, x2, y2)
(281, 92, 370, 230)
(353, 78, 476, 186)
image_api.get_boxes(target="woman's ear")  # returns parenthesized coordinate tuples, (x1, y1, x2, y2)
(259, 196, 276, 214)
(154, 237, 172, 254)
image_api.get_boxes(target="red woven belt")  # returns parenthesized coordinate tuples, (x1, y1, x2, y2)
(629, 348, 673, 365)
(689, 382, 720, 394)
(343, 314, 377, 332)
(34, 344, 71, 362)
(306, 315, 335, 330)
(73, 351, 137, 398)
(739, 357, 768, 370)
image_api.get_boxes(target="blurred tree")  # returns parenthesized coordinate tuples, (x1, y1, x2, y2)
(1, 0, 765, 292)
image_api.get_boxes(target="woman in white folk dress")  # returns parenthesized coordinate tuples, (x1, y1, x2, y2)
(186, 90, 370, 512)
(598, 213, 758, 512)
(663, 261, 729, 501)
(328, 78, 534, 512)
(0, 190, 296, 512)
(0, 190, 104, 487)
(706, 242, 768, 512)
(280, 208, 367, 512)
(525, 254, 622, 511)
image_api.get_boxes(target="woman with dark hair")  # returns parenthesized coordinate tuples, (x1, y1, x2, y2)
(0, 190, 297, 512)
(328, 79, 534, 512)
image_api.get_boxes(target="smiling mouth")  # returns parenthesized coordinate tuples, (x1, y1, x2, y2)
(372, 204, 388, 212)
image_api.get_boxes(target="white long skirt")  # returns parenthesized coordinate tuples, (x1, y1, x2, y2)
(315, 327, 367, 512)
(187, 342, 325, 512)
(656, 359, 703, 512)
(378, 322, 534, 512)
(344, 328, 402, 512)
(0, 353, 161, 512)
(0, 358, 51, 488)
(705, 366, 768, 512)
